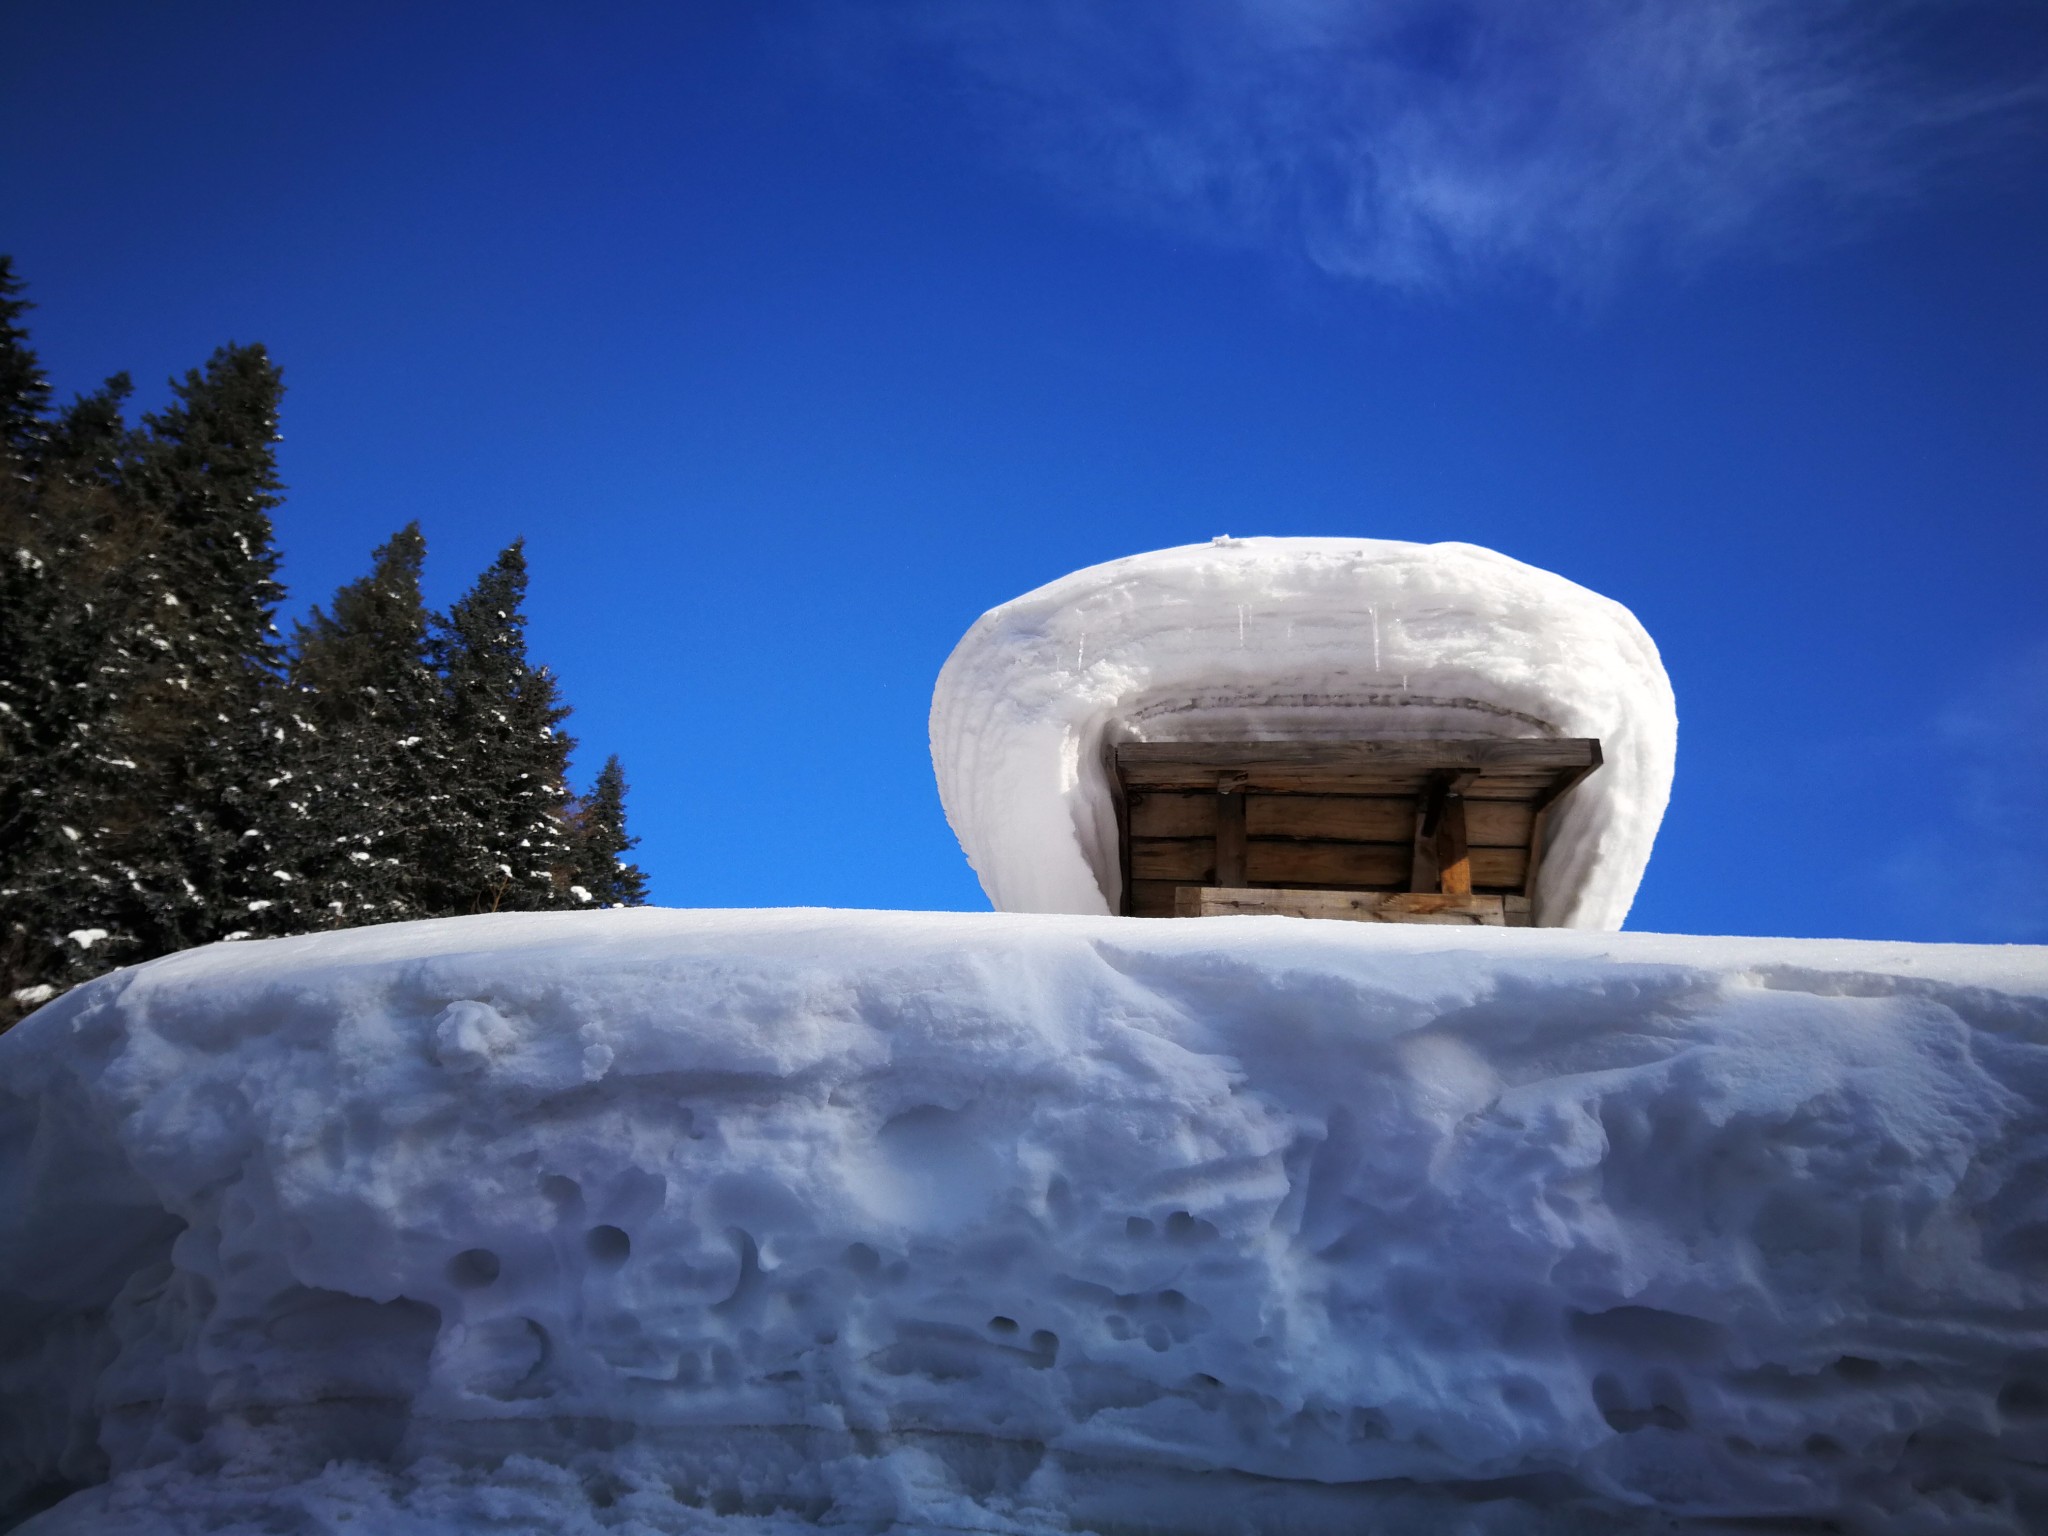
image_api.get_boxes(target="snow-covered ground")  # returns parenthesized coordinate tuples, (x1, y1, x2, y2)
(931, 538, 1677, 927)
(3, 908, 2044, 1534)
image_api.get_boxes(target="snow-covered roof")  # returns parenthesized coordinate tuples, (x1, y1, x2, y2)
(930, 537, 1677, 929)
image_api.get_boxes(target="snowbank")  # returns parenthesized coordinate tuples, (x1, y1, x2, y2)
(929, 538, 1677, 928)
(3, 908, 2045, 1534)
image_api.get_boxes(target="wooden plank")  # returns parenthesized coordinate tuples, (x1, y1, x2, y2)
(1437, 795, 1471, 897)
(1116, 738, 1599, 778)
(1115, 741, 1603, 799)
(1109, 748, 1133, 916)
(1525, 802, 1551, 905)
(1127, 791, 1220, 840)
(1249, 840, 1411, 888)
(1216, 790, 1247, 887)
(1466, 771, 1566, 794)
(1129, 839, 1215, 882)
(1470, 846, 1529, 889)
(1246, 794, 1414, 842)
(1410, 777, 1443, 893)
(1464, 800, 1535, 847)
(1530, 740, 1605, 812)
(1182, 888, 1509, 925)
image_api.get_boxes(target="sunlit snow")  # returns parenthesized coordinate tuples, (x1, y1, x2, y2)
(930, 538, 1677, 928)
(3, 909, 2044, 1534)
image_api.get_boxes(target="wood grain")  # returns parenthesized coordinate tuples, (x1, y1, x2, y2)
(1247, 840, 1412, 888)
(1129, 839, 1216, 882)
(1128, 791, 1220, 839)
(1245, 795, 1413, 842)
(1182, 888, 1512, 925)
(1216, 791, 1248, 887)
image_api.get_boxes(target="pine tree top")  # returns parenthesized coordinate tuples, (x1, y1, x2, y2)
(0, 256, 53, 465)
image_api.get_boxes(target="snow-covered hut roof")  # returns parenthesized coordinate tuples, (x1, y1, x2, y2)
(929, 537, 1677, 929)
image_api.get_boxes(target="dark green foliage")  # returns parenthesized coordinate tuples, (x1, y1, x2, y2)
(1, 260, 648, 1027)
(104, 344, 296, 952)
(45, 373, 137, 485)
(0, 256, 51, 464)
(572, 756, 649, 908)
(286, 524, 466, 925)
(433, 541, 581, 913)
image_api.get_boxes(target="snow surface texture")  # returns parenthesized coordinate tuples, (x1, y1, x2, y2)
(4, 908, 2047, 1535)
(929, 537, 1678, 928)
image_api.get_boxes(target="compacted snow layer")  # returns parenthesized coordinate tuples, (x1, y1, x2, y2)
(929, 538, 1678, 928)
(2, 909, 2046, 1535)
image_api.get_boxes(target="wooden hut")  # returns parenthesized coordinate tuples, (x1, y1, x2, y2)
(1111, 738, 1602, 926)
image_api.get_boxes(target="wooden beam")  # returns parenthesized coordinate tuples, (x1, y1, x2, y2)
(1530, 739, 1604, 813)
(1108, 746, 1133, 916)
(1215, 786, 1248, 887)
(1181, 888, 1517, 925)
(1522, 741, 1601, 920)
(1410, 777, 1443, 894)
(1116, 739, 1600, 794)
(1437, 794, 1472, 897)
(1524, 802, 1551, 903)
(1117, 738, 1599, 774)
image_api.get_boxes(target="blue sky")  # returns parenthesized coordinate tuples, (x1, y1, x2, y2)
(6, 1, 2046, 941)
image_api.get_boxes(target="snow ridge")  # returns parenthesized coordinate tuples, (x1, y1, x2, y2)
(2, 909, 2045, 1534)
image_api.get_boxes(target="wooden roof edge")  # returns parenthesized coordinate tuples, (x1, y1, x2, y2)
(1113, 737, 1601, 771)
(1532, 738, 1604, 811)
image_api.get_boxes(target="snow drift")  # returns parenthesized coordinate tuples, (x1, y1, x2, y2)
(929, 537, 1677, 928)
(3, 908, 2046, 1534)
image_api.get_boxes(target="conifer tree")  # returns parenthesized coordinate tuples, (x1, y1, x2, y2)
(0, 256, 50, 463)
(570, 755, 649, 907)
(433, 541, 579, 912)
(3, 259, 652, 1026)
(122, 344, 299, 945)
(287, 523, 466, 925)
(0, 273, 160, 1012)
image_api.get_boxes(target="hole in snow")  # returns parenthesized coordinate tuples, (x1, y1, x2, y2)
(844, 1242, 881, 1276)
(989, 1316, 1019, 1335)
(1592, 1371, 1689, 1434)
(1500, 1377, 1547, 1412)
(1105, 1314, 1132, 1341)
(2000, 1379, 2048, 1418)
(1165, 1210, 1218, 1244)
(541, 1175, 582, 1210)
(587, 1225, 631, 1267)
(1144, 1323, 1171, 1352)
(1030, 1329, 1059, 1367)
(448, 1248, 501, 1289)
(1569, 1305, 1724, 1361)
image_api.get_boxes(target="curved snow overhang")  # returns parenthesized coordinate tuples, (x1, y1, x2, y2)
(929, 537, 1678, 930)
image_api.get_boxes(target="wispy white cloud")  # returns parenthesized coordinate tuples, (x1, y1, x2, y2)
(881, 0, 2045, 290)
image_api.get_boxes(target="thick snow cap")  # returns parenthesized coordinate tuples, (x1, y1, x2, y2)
(931, 537, 1677, 928)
